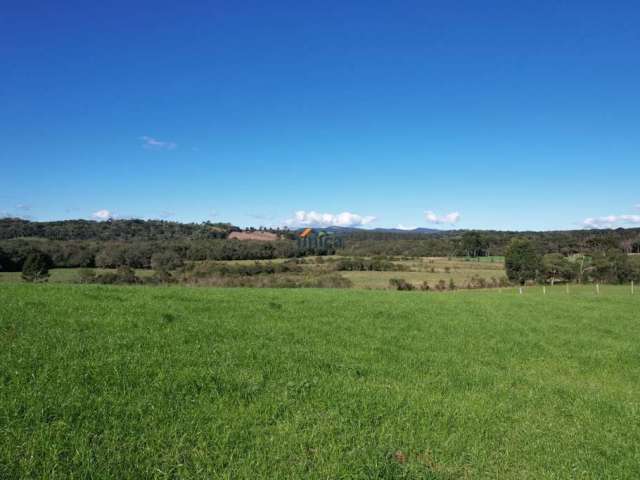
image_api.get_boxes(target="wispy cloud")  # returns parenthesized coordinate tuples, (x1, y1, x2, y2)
(16, 203, 31, 211)
(159, 211, 176, 219)
(140, 136, 177, 150)
(424, 210, 460, 225)
(286, 210, 376, 228)
(92, 209, 114, 220)
(583, 214, 640, 228)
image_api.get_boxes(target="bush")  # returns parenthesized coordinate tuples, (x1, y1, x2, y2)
(419, 281, 430, 291)
(335, 258, 406, 272)
(435, 279, 447, 291)
(389, 278, 415, 291)
(21, 252, 52, 282)
(150, 251, 183, 271)
(144, 269, 177, 285)
(77, 268, 97, 283)
(448, 278, 456, 290)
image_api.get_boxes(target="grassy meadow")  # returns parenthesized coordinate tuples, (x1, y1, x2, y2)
(0, 256, 506, 290)
(1, 283, 639, 478)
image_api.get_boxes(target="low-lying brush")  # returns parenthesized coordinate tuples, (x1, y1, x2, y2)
(77, 267, 177, 285)
(335, 257, 408, 272)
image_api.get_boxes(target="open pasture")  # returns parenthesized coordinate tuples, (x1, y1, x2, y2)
(1, 283, 639, 478)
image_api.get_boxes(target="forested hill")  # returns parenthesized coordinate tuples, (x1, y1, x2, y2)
(2, 218, 640, 258)
(0, 218, 238, 241)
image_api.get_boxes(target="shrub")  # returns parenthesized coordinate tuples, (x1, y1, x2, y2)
(448, 278, 456, 290)
(21, 252, 52, 282)
(144, 269, 177, 285)
(419, 281, 430, 291)
(389, 278, 415, 291)
(469, 274, 487, 289)
(435, 279, 447, 291)
(335, 258, 404, 272)
(150, 251, 183, 271)
(77, 268, 96, 283)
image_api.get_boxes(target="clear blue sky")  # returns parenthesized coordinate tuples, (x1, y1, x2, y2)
(2, 0, 639, 230)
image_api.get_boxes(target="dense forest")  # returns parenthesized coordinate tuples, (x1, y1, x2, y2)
(1, 218, 640, 274)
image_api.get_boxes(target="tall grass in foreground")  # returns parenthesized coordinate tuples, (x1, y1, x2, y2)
(1, 284, 639, 478)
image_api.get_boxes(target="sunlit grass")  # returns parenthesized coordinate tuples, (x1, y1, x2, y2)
(1, 283, 639, 478)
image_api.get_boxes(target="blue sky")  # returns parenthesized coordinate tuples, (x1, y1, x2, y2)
(2, 0, 640, 230)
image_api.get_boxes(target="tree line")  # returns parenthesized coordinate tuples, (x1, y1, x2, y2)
(505, 238, 640, 285)
(341, 228, 640, 257)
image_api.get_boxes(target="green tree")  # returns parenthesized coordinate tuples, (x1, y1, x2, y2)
(542, 253, 575, 285)
(505, 238, 541, 285)
(591, 249, 631, 284)
(461, 231, 485, 258)
(21, 252, 52, 282)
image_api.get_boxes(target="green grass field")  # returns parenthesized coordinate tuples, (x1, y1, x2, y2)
(1, 284, 639, 478)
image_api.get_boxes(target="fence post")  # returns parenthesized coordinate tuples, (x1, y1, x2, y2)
(596, 283, 600, 295)
(519, 286, 523, 295)
(543, 286, 546, 295)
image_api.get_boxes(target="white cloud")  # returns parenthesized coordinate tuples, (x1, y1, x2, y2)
(396, 224, 417, 230)
(16, 203, 31, 211)
(635, 204, 640, 210)
(424, 210, 460, 225)
(583, 214, 640, 228)
(286, 210, 376, 228)
(92, 209, 114, 220)
(140, 136, 177, 150)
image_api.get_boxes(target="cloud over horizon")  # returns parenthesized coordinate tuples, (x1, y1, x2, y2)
(286, 210, 376, 228)
(582, 214, 640, 228)
(92, 209, 114, 220)
(424, 210, 460, 225)
(140, 136, 177, 150)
